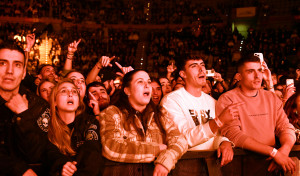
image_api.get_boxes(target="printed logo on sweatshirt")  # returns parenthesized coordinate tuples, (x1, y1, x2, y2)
(189, 109, 212, 125)
(85, 130, 99, 140)
(37, 108, 50, 132)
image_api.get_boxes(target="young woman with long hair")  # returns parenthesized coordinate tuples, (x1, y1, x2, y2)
(99, 70, 188, 176)
(150, 78, 163, 106)
(37, 80, 56, 102)
(47, 79, 103, 176)
(284, 93, 300, 129)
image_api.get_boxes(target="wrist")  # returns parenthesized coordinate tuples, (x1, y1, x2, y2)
(95, 63, 102, 69)
(24, 48, 30, 52)
(268, 85, 274, 90)
(214, 118, 223, 128)
(270, 148, 278, 158)
(67, 53, 74, 60)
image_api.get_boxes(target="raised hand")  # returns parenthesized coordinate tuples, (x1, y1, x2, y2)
(68, 39, 81, 54)
(88, 92, 100, 115)
(283, 84, 296, 102)
(25, 33, 35, 52)
(213, 72, 223, 82)
(115, 62, 134, 77)
(167, 62, 177, 73)
(261, 61, 272, 81)
(97, 56, 114, 68)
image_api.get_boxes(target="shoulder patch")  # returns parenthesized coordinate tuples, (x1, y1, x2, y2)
(85, 130, 99, 140)
(37, 108, 50, 132)
(88, 124, 98, 130)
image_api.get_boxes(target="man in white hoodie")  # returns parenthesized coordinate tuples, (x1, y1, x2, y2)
(161, 56, 241, 175)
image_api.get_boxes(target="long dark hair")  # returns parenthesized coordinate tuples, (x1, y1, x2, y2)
(114, 70, 166, 139)
(284, 93, 300, 128)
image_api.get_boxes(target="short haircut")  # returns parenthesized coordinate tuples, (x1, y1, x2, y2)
(236, 54, 260, 73)
(0, 41, 25, 64)
(38, 64, 55, 75)
(85, 81, 107, 100)
(176, 55, 205, 71)
(86, 81, 106, 92)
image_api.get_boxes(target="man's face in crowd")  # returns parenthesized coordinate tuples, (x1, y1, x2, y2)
(0, 49, 26, 94)
(40, 65, 56, 81)
(180, 59, 207, 88)
(237, 62, 263, 91)
(88, 85, 110, 110)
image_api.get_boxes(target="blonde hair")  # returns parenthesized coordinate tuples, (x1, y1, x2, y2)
(48, 79, 85, 156)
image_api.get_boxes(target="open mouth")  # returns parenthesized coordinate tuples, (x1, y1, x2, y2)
(198, 75, 205, 79)
(143, 91, 150, 96)
(67, 100, 74, 105)
(152, 96, 159, 100)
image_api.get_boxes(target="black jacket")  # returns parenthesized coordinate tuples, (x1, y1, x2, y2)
(0, 86, 50, 175)
(47, 113, 104, 176)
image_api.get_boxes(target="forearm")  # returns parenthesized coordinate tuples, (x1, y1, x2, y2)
(220, 80, 229, 91)
(63, 57, 73, 71)
(166, 72, 172, 81)
(86, 63, 101, 85)
(279, 133, 296, 153)
(265, 79, 274, 92)
(242, 137, 274, 156)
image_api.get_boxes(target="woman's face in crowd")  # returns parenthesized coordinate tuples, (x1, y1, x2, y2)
(125, 71, 152, 108)
(39, 81, 55, 102)
(55, 82, 79, 113)
(67, 72, 86, 99)
(151, 81, 162, 105)
(173, 83, 184, 91)
(159, 78, 172, 95)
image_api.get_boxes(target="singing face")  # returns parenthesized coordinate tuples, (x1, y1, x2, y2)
(125, 71, 152, 109)
(151, 81, 162, 105)
(55, 82, 79, 113)
(159, 77, 172, 95)
(180, 59, 207, 88)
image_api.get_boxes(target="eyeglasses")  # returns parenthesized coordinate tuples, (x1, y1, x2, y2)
(58, 88, 79, 96)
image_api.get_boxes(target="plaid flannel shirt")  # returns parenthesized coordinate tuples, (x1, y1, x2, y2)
(99, 105, 188, 172)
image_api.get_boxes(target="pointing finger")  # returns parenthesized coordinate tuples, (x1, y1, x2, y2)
(115, 62, 122, 70)
(109, 56, 115, 61)
(75, 39, 81, 46)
